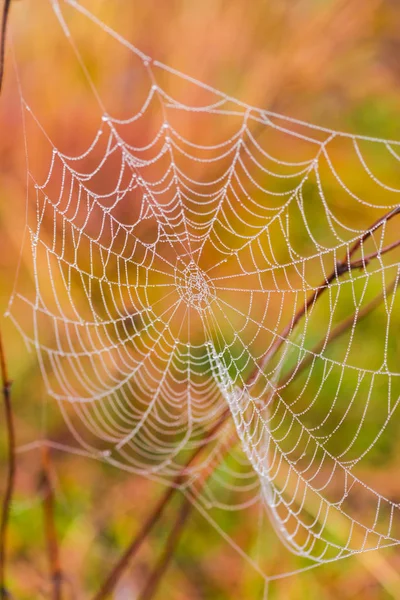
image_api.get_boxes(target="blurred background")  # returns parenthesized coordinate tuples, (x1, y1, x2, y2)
(2, 0, 400, 598)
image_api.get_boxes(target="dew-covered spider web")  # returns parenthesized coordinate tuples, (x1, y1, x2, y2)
(7, 0, 400, 582)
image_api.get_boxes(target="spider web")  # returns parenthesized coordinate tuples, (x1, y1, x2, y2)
(7, 0, 400, 579)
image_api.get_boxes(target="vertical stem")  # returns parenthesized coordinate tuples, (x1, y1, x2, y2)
(138, 432, 238, 600)
(137, 498, 192, 600)
(40, 446, 63, 600)
(0, 0, 11, 92)
(93, 484, 177, 600)
(93, 413, 229, 600)
(0, 328, 15, 599)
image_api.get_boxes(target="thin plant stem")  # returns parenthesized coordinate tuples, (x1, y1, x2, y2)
(0, 1, 14, 586)
(247, 206, 400, 386)
(92, 483, 177, 600)
(40, 446, 63, 600)
(93, 412, 230, 600)
(0, 328, 15, 599)
(93, 213, 400, 599)
(279, 274, 400, 389)
(138, 274, 400, 600)
(137, 497, 192, 600)
(0, 0, 11, 93)
(137, 431, 238, 600)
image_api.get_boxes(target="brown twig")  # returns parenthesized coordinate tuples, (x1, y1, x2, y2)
(0, 0, 11, 93)
(279, 274, 400, 389)
(0, 328, 15, 599)
(130, 227, 400, 600)
(40, 446, 63, 600)
(247, 206, 400, 386)
(0, 1, 14, 579)
(138, 269, 400, 600)
(94, 209, 400, 599)
(137, 431, 238, 600)
(93, 412, 230, 600)
(137, 497, 192, 600)
(92, 483, 177, 600)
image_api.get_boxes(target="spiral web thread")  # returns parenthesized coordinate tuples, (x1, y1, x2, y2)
(7, 0, 400, 575)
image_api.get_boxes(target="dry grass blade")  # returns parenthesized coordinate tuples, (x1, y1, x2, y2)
(0, 328, 15, 599)
(0, 0, 11, 93)
(40, 446, 63, 600)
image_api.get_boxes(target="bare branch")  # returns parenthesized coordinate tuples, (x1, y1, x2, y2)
(0, 328, 15, 599)
(0, 0, 11, 93)
(40, 446, 63, 600)
(279, 274, 400, 389)
(137, 497, 192, 600)
(137, 430, 238, 600)
(93, 206, 400, 599)
(94, 258, 400, 600)
(106, 257, 400, 597)
(93, 412, 230, 600)
(349, 238, 400, 270)
(247, 206, 400, 386)
(92, 482, 177, 600)
(346, 206, 400, 261)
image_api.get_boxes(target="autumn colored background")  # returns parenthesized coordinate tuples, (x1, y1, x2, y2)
(2, 0, 400, 598)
